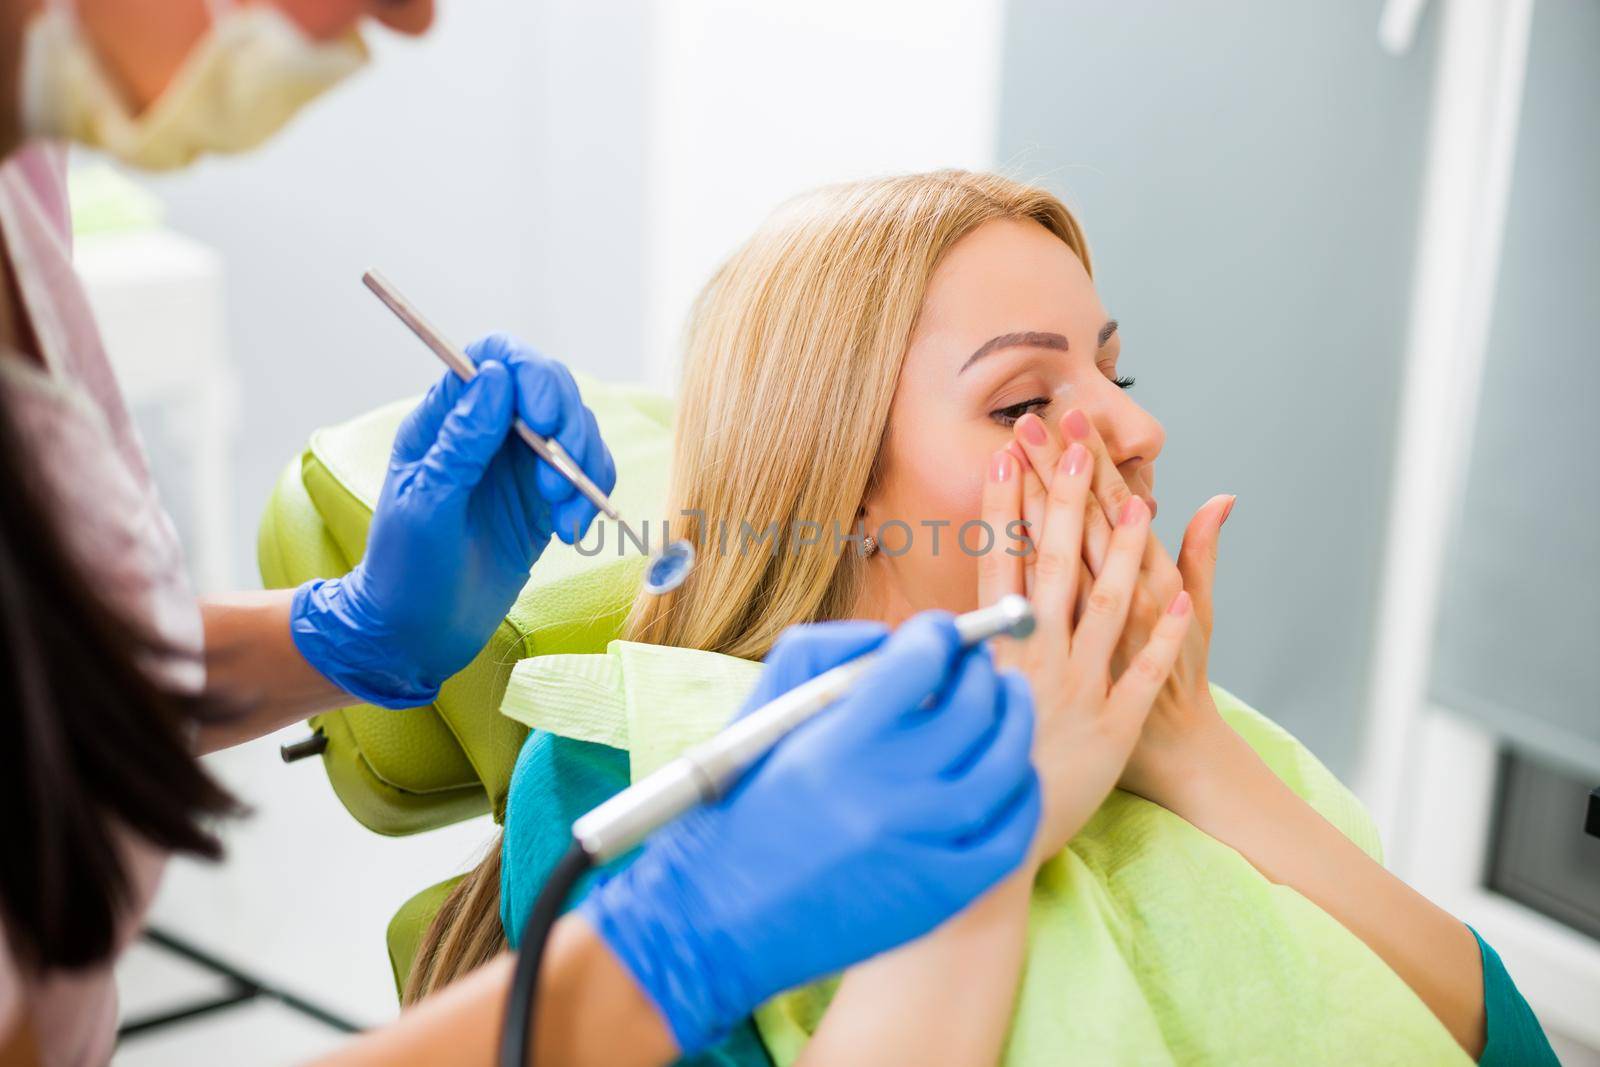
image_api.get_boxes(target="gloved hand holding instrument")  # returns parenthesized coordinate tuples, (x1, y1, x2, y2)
(506, 604, 1044, 1066)
(289, 328, 617, 708)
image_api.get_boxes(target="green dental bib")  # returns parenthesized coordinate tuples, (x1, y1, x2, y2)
(501, 643, 1469, 1066)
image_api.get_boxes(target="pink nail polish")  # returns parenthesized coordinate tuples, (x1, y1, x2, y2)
(990, 451, 1012, 482)
(1006, 441, 1033, 472)
(1063, 442, 1089, 476)
(1167, 590, 1190, 615)
(1064, 409, 1091, 441)
(1221, 495, 1237, 524)
(1118, 496, 1143, 526)
(1017, 414, 1048, 446)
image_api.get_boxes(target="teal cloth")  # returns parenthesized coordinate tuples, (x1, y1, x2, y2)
(1469, 925, 1559, 1066)
(500, 731, 772, 1067)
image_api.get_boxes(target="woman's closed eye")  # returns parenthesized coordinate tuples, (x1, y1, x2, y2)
(989, 396, 1051, 427)
(987, 375, 1135, 426)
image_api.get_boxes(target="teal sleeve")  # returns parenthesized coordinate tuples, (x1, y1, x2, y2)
(1469, 925, 1560, 1067)
(500, 731, 775, 1067)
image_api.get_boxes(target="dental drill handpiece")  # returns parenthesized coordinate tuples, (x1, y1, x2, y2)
(570, 594, 1036, 864)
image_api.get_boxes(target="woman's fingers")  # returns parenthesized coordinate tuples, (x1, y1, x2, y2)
(1176, 494, 1234, 639)
(1052, 410, 1116, 575)
(1104, 588, 1193, 739)
(978, 451, 1025, 606)
(1073, 557, 1095, 629)
(1009, 442, 1045, 598)
(1059, 408, 1173, 579)
(1066, 495, 1150, 685)
(1032, 440, 1093, 658)
(1013, 413, 1062, 597)
(1013, 412, 1064, 491)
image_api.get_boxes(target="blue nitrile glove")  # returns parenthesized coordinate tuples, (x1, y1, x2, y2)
(578, 612, 1042, 1056)
(290, 334, 616, 708)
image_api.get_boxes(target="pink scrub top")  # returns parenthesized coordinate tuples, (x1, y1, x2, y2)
(0, 144, 203, 1066)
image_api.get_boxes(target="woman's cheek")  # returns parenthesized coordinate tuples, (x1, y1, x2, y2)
(904, 441, 987, 529)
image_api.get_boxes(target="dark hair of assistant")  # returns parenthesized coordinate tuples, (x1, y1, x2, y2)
(0, 384, 241, 970)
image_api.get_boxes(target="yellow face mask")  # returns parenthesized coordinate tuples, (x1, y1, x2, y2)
(19, 2, 369, 172)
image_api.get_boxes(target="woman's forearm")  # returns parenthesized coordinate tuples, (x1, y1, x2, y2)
(795, 862, 1036, 1067)
(308, 914, 678, 1067)
(1154, 722, 1486, 1058)
(196, 590, 350, 752)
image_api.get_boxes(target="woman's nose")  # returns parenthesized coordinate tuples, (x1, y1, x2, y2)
(1100, 399, 1165, 516)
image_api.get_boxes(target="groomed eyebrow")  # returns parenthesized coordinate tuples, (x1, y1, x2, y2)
(958, 331, 1069, 374)
(1098, 319, 1119, 347)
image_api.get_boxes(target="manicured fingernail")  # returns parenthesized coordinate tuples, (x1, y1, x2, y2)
(1063, 408, 1091, 441)
(1063, 442, 1089, 476)
(1017, 413, 1048, 446)
(1221, 495, 1237, 525)
(1006, 440, 1031, 471)
(990, 450, 1012, 482)
(1167, 590, 1191, 615)
(1118, 496, 1143, 526)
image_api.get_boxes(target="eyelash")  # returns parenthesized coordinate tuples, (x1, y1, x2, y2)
(988, 375, 1136, 426)
(989, 398, 1049, 427)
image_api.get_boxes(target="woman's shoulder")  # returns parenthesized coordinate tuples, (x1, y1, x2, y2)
(1209, 682, 1384, 862)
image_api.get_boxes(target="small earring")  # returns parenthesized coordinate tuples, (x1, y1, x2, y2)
(862, 534, 878, 558)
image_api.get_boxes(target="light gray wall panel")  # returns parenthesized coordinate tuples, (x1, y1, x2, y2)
(997, 1, 1438, 772)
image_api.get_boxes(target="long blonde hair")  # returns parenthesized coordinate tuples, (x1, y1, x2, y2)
(405, 169, 1091, 1003)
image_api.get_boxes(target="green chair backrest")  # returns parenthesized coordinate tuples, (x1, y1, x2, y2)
(257, 374, 675, 836)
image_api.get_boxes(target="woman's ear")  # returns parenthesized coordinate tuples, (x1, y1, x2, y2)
(853, 501, 876, 541)
(851, 502, 880, 560)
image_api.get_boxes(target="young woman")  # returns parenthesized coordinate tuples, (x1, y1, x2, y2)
(411, 170, 1558, 1066)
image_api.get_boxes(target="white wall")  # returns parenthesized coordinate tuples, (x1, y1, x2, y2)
(641, 0, 1005, 388)
(135, 0, 653, 590)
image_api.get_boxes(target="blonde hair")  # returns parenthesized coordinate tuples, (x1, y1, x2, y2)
(405, 169, 1091, 1003)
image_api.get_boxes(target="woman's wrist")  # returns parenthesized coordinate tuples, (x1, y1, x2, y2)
(943, 854, 1037, 932)
(1024, 829, 1070, 877)
(1129, 708, 1252, 817)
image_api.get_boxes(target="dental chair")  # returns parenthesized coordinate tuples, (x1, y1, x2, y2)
(257, 374, 675, 995)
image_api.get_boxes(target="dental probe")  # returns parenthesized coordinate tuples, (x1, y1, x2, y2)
(363, 269, 619, 518)
(571, 593, 1036, 864)
(362, 269, 695, 594)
